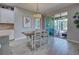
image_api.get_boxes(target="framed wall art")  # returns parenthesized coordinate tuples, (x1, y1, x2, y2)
(23, 16, 32, 28)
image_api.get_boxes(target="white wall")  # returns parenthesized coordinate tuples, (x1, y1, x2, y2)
(0, 8, 14, 23)
(67, 4, 79, 42)
(14, 7, 34, 40)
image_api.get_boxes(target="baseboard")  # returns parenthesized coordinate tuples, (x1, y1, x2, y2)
(15, 37, 26, 41)
(67, 39, 79, 44)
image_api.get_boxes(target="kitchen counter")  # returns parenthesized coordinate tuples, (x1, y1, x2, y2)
(0, 30, 14, 55)
(0, 30, 10, 37)
(0, 30, 14, 40)
(0, 33, 10, 55)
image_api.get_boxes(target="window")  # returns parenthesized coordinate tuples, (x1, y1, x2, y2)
(54, 11, 68, 18)
(61, 11, 68, 16)
(35, 18, 40, 29)
(54, 11, 68, 31)
(54, 13, 60, 17)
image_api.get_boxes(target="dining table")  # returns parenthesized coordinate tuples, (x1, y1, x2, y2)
(22, 30, 48, 51)
(22, 31, 35, 50)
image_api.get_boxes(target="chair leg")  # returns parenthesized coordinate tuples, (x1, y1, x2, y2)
(40, 39, 42, 46)
(31, 36, 35, 50)
(33, 40, 36, 50)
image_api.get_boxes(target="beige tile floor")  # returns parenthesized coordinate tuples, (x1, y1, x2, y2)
(9, 36, 79, 55)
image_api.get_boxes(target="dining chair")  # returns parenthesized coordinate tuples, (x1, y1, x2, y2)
(41, 30, 49, 45)
(33, 30, 42, 50)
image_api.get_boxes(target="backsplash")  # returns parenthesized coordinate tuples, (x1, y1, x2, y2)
(0, 23, 14, 30)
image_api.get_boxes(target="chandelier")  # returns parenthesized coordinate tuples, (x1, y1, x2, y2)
(33, 3, 41, 18)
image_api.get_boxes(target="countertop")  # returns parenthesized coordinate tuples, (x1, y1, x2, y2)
(0, 30, 14, 37)
(0, 23, 14, 30)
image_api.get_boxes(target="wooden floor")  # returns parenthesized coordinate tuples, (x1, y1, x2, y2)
(9, 36, 79, 55)
(47, 37, 79, 55)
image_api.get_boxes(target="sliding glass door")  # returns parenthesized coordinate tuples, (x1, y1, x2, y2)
(54, 17, 68, 38)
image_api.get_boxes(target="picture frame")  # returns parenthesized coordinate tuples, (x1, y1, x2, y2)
(23, 16, 32, 28)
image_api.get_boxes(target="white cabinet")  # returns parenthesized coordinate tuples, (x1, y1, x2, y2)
(9, 30, 14, 40)
(0, 8, 14, 23)
(0, 30, 14, 40)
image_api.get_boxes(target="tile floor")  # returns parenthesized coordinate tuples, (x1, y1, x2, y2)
(9, 36, 79, 55)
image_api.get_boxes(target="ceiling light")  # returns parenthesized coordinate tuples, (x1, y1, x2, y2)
(33, 3, 41, 18)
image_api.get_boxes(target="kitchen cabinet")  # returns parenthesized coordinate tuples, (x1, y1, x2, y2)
(9, 30, 14, 40)
(0, 30, 14, 40)
(0, 36, 10, 55)
(0, 8, 14, 23)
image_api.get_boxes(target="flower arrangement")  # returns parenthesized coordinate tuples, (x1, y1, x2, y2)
(73, 12, 79, 28)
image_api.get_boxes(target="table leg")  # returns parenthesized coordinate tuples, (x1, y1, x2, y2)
(32, 35, 34, 50)
(31, 35, 35, 55)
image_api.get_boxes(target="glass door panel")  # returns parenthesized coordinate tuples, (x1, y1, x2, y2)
(54, 18, 68, 37)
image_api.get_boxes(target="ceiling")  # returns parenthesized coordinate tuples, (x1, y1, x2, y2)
(3, 3, 74, 14)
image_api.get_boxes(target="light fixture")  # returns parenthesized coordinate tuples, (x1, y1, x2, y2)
(33, 3, 41, 18)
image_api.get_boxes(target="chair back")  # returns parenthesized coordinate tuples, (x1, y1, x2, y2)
(42, 30, 48, 37)
(34, 30, 42, 40)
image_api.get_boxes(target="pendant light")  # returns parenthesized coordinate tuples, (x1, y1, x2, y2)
(33, 3, 41, 18)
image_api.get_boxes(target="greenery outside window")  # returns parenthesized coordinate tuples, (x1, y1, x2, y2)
(35, 18, 40, 29)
